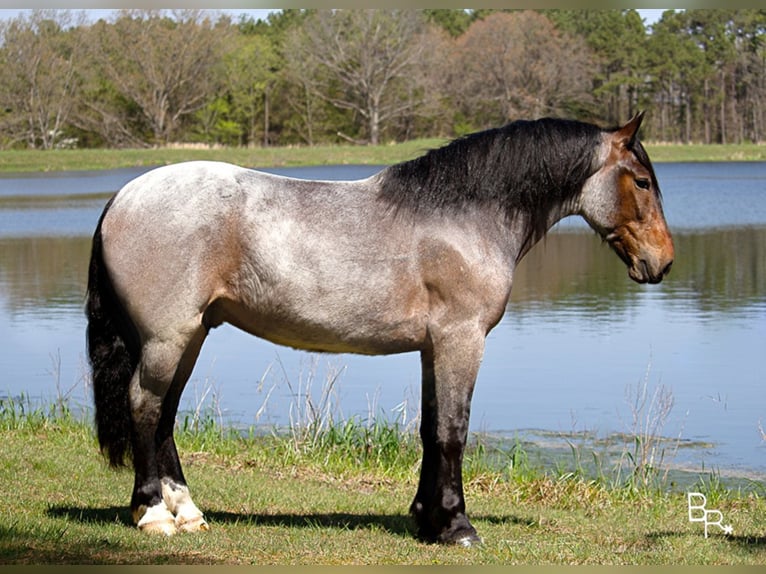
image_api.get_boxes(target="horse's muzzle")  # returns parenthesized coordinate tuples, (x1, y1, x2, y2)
(629, 258, 673, 284)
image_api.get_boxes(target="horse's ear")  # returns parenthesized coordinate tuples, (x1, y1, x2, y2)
(614, 111, 645, 149)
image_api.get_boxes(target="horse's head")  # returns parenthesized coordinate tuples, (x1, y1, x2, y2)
(579, 112, 674, 284)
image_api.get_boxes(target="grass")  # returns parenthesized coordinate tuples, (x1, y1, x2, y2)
(642, 141, 766, 163)
(1, 394, 765, 565)
(0, 140, 445, 173)
(0, 139, 764, 174)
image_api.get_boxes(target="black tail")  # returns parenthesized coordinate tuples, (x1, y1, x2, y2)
(86, 197, 140, 468)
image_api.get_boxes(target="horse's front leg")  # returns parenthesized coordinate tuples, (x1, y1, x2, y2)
(411, 324, 484, 546)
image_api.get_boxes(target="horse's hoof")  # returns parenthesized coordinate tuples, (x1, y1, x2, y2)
(454, 532, 483, 547)
(176, 514, 210, 533)
(139, 518, 177, 536)
(417, 525, 483, 546)
(135, 503, 177, 536)
(440, 524, 482, 547)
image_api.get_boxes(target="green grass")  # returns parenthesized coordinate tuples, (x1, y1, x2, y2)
(0, 140, 445, 173)
(0, 139, 763, 174)
(643, 142, 766, 163)
(1, 397, 765, 565)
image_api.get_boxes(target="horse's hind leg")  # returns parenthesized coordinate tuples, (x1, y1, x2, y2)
(156, 327, 209, 533)
(130, 327, 207, 535)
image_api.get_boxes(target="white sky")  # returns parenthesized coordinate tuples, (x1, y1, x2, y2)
(0, 9, 670, 26)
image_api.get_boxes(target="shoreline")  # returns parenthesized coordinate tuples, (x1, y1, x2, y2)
(1, 140, 765, 174)
(5, 389, 764, 488)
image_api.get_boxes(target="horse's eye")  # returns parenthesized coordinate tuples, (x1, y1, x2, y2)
(635, 178, 651, 190)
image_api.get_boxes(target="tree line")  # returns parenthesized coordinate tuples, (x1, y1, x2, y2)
(0, 8, 764, 150)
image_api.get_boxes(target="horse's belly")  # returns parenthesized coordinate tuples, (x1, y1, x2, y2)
(210, 293, 427, 355)
(205, 246, 430, 356)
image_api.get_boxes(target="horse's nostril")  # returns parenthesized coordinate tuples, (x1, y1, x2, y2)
(662, 261, 673, 277)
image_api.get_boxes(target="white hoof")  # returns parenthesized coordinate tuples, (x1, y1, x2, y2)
(176, 513, 210, 533)
(161, 478, 208, 533)
(135, 502, 177, 536)
(456, 534, 482, 547)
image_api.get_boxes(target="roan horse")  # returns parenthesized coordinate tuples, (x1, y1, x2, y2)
(86, 112, 673, 546)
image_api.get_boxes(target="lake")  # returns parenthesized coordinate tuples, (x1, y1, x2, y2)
(1, 161, 764, 479)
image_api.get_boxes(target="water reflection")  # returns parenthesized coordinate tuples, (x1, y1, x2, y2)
(1, 229, 763, 320)
(513, 228, 765, 320)
(0, 236, 90, 315)
(664, 228, 766, 317)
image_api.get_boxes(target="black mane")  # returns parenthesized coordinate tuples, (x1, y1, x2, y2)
(378, 117, 604, 239)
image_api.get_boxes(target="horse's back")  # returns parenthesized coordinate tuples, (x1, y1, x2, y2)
(108, 161, 254, 215)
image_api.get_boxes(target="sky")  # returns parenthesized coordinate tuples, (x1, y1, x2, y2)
(0, 8, 670, 27)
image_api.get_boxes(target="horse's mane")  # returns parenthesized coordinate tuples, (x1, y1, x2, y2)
(378, 117, 604, 239)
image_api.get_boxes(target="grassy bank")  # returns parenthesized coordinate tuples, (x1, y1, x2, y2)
(1, 398, 764, 565)
(0, 140, 443, 174)
(0, 140, 764, 174)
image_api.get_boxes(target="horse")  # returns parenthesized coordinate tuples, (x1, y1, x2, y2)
(85, 112, 673, 546)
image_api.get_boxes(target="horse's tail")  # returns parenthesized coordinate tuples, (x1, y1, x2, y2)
(86, 197, 139, 468)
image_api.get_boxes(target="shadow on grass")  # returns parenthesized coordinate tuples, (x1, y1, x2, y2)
(47, 505, 534, 540)
(646, 530, 766, 549)
(47, 504, 418, 538)
(0, 523, 128, 565)
(726, 534, 766, 548)
(47, 505, 132, 526)
(205, 509, 417, 538)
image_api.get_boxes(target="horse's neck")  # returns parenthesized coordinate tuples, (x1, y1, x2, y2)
(510, 194, 582, 265)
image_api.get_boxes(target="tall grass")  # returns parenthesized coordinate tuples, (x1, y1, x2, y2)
(4, 353, 755, 499)
(244, 355, 422, 479)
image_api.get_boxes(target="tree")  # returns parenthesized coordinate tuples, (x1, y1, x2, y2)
(454, 11, 594, 127)
(646, 9, 763, 144)
(645, 10, 708, 142)
(86, 9, 231, 146)
(423, 9, 474, 37)
(283, 9, 432, 145)
(548, 9, 649, 124)
(0, 10, 86, 149)
(686, 10, 739, 144)
(0, 8, 761, 148)
(281, 14, 326, 146)
(225, 30, 280, 147)
(734, 10, 766, 143)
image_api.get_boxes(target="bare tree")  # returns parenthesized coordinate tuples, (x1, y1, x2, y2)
(0, 10, 86, 149)
(282, 22, 325, 146)
(284, 10, 431, 145)
(455, 11, 594, 125)
(87, 9, 231, 146)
